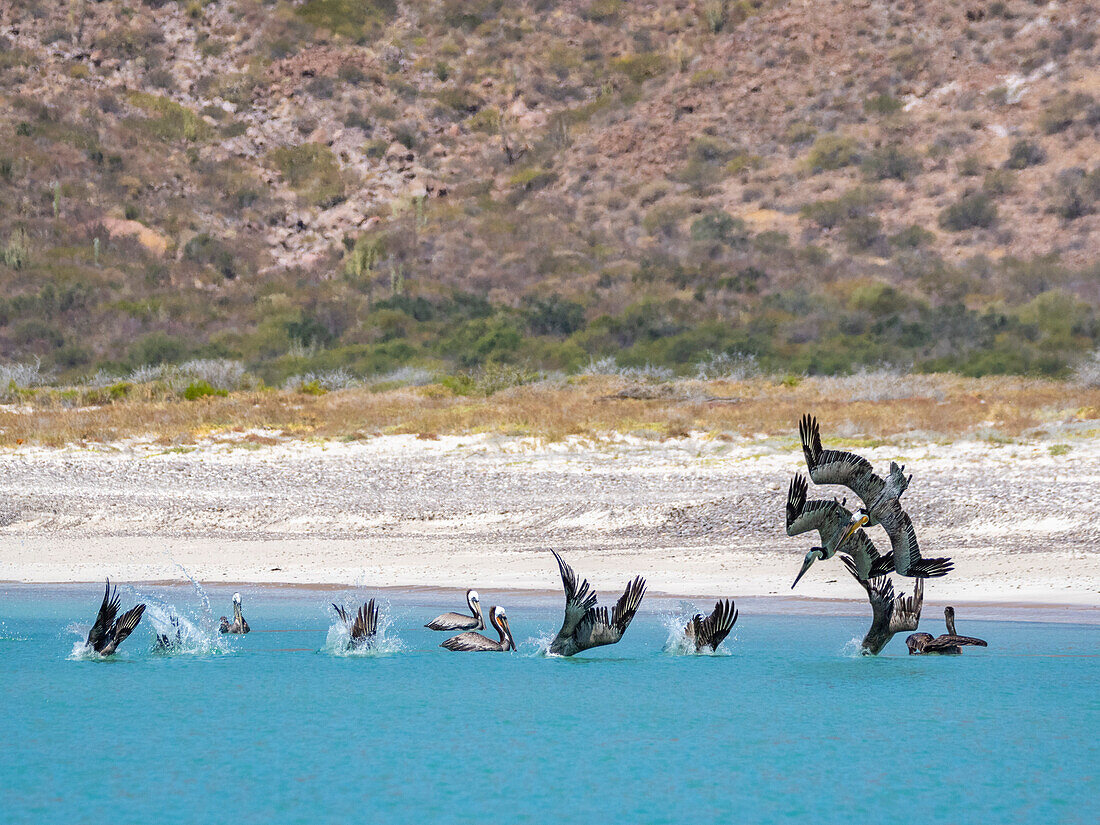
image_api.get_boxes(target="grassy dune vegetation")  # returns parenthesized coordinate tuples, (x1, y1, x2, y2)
(1, 368, 1097, 447)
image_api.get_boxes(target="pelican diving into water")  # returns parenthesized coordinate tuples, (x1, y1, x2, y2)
(84, 579, 146, 656)
(841, 557, 923, 655)
(684, 599, 738, 652)
(548, 550, 646, 657)
(907, 606, 988, 655)
(799, 414, 953, 580)
(442, 605, 516, 651)
(425, 589, 484, 631)
(219, 592, 250, 634)
(332, 599, 380, 649)
(786, 473, 894, 588)
(154, 615, 182, 652)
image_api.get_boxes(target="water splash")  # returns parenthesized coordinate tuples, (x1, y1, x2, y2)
(659, 604, 733, 656)
(321, 598, 404, 657)
(142, 599, 228, 656)
(841, 637, 869, 658)
(524, 629, 558, 657)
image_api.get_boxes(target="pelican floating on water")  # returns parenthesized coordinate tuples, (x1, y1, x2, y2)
(841, 557, 923, 655)
(907, 606, 988, 655)
(84, 579, 146, 656)
(332, 600, 380, 649)
(219, 592, 250, 634)
(442, 605, 516, 651)
(799, 414, 952, 580)
(548, 550, 646, 657)
(684, 599, 738, 652)
(425, 589, 484, 631)
(786, 474, 894, 588)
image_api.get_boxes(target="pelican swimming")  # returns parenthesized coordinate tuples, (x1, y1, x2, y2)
(332, 599, 380, 649)
(907, 606, 988, 654)
(548, 550, 646, 657)
(219, 592, 250, 634)
(684, 599, 738, 652)
(425, 589, 485, 631)
(84, 579, 146, 656)
(799, 414, 952, 580)
(841, 557, 923, 655)
(441, 605, 516, 651)
(786, 474, 894, 588)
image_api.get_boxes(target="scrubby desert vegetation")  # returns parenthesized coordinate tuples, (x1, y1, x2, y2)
(1, 0, 1099, 388)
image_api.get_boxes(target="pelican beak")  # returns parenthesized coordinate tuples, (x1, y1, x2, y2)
(842, 513, 869, 543)
(501, 617, 515, 650)
(791, 555, 815, 590)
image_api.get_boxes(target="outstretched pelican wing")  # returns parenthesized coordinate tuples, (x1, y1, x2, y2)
(109, 603, 146, 647)
(878, 503, 953, 578)
(574, 575, 646, 649)
(693, 599, 738, 650)
(786, 474, 852, 542)
(87, 580, 121, 652)
(350, 599, 379, 640)
(551, 550, 598, 639)
(799, 414, 886, 505)
(840, 530, 895, 581)
(332, 604, 351, 625)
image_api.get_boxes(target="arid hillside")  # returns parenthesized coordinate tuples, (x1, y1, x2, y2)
(1, 0, 1098, 387)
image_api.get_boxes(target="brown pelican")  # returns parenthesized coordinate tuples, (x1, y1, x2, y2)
(84, 579, 146, 656)
(441, 605, 516, 652)
(425, 589, 484, 631)
(548, 550, 646, 657)
(332, 599, 380, 649)
(799, 414, 952, 580)
(841, 557, 923, 655)
(219, 592, 250, 634)
(786, 474, 894, 588)
(907, 606, 988, 655)
(684, 599, 738, 652)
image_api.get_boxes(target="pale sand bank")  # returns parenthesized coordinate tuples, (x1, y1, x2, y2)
(0, 432, 1097, 614)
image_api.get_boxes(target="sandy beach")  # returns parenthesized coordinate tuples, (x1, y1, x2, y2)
(1, 431, 1097, 614)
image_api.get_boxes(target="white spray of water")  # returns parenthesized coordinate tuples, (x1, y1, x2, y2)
(659, 602, 734, 656)
(841, 637, 868, 658)
(321, 598, 405, 657)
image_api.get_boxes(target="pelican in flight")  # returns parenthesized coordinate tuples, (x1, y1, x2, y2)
(425, 590, 484, 631)
(442, 605, 516, 652)
(907, 606, 988, 655)
(841, 557, 923, 655)
(219, 592, 250, 634)
(684, 599, 738, 652)
(786, 474, 894, 588)
(84, 579, 146, 656)
(799, 414, 953, 580)
(548, 550, 646, 657)
(332, 599, 380, 649)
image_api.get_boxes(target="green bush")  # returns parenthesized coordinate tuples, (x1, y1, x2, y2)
(610, 53, 667, 84)
(805, 134, 861, 172)
(938, 191, 997, 231)
(130, 332, 188, 366)
(294, 0, 397, 39)
(183, 380, 228, 400)
(690, 211, 747, 245)
(1038, 91, 1094, 134)
(126, 92, 211, 143)
(861, 144, 921, 181)
(267, 144, 346, 208)
(1004, 139, 1045, 170)
(864, 93, 903, 115)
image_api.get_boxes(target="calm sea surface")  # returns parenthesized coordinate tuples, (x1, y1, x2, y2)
(0, 583, 1095, 824)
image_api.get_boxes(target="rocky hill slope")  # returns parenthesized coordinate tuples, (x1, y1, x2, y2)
(1, 0, 1098, 385)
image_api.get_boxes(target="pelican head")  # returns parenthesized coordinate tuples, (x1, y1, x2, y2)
(792, 547, 826, 589)
(490, 605, 516, 651)
(468, 590, 485, 629)
(232, 592, 242, 606)
(841, 509, 870, 543)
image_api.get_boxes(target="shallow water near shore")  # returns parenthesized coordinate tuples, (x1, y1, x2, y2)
(1, 584, 1096, 824)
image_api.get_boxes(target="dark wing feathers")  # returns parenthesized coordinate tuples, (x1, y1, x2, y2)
(786, 475, 808, 533)
(87, 579, 120, 652)
(695, 599, 738, 650)
(109, 603, 146, 647)
(332, 603, 350, 624)
(350, 599, 378, 640)
(799, 414, 885, 504)
(441, 631, 496, 651)
(610, 575, 647, 633)
(553, 550, 598, 638)
(880, 505, 953, 578)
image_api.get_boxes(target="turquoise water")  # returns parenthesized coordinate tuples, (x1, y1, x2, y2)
(0, 584, 1096, 824)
